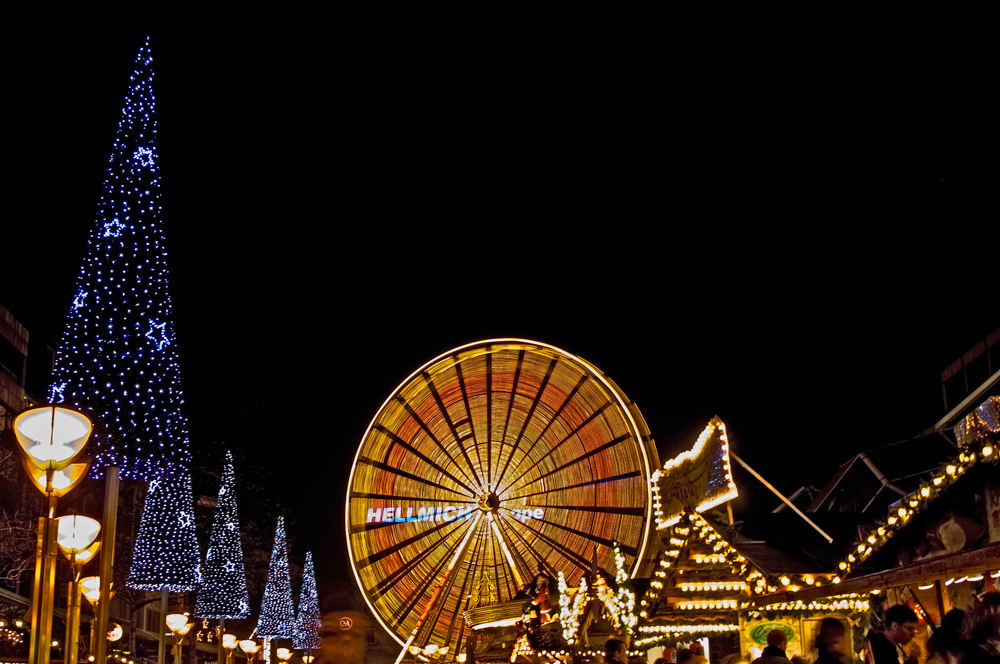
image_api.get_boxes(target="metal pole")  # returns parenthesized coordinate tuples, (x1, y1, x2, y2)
(35, 498, 59, 664)
(729, 452, 834, 543)
(158, 589, 168, 664)
(67, 579, 82, 664)
(95, 466, 120, 664)
(29, 516, 47, 664)
(218, 618, 225, 664)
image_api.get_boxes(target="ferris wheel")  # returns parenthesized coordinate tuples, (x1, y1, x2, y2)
(346, 339, 658, 657)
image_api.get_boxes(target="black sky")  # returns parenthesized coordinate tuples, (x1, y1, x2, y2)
(2, 28, 996, 591)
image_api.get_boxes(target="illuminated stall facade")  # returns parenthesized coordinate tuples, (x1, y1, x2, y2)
(750, 395, 1000, 658)
(638, 418, 870, 661)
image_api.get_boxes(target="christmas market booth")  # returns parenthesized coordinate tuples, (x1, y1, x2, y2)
(637, 418, 873, 662)
(748, 395, 1000, 661)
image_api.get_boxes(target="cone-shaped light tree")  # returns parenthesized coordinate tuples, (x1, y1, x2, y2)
(48, 35, 191, 481)
(257, 516, 295, 638)
(196, 451, 251, 617)
(293, 551, 321, 651)
(127, 473, 201, 591)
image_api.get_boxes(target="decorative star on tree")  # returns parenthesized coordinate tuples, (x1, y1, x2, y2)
(102, 217, 126, 237)
(133, 146, 155, 167)
(294, 551, 321, 651)
(195, 451, 250, 619)
(257, 516, 295, 638)
(72, 289, 87, 311)
(145, 320, 170, 350)
(128, 471, 201, 591)
(47, 36, 192, 480)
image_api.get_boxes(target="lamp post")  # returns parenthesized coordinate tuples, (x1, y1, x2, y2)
(165, 614, 193, 664)
(221, 634, 238, 664)
(13, 405, 93, 664)
(55, 515, 101, 664)
(240, 640, 260, 664)
(80, 576, 103, 658)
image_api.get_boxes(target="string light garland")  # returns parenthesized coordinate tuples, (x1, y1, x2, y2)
(557, 572, 589, 645)
(48, 36, 192, 480)
(257, 516, 296, 638)
(195, 451, 250, 618)
(127, 472, 201, 591)
(834, 400, 999, 578)
(293, 551, 321, 651)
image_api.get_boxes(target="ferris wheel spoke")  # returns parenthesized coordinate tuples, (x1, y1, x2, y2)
(355, 517, 472, 570)
(401, 400, 481, 490)
(513, 470, 643, 500)
(508, 432, 629, 496)
(485, 353, 493, 489)
(350, 491, 471, 504)
(499, 401, 614, 496)
(356, 456, 471, 501)
(496, 513, 590, 577)
(425, 376, 486, 492)
(453, 361, 487, 486)
(370, 533, 453, 600)
(495, 350, 526, 487)
(506, 509, 638, 557)
(393, 514, 482, 634)
(374, 424, 479, 497)
(492, 357, 558, 492)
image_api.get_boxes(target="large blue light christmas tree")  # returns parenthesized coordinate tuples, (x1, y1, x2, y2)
(257, 516, 295, 638)
(127, 472, 201, 591)
(48, 36, 191, 481)
(196, 451, 250, 618)
(293, 551, 321, 651)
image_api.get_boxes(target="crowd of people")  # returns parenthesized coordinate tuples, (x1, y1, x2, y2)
(596, 592, 999, 664)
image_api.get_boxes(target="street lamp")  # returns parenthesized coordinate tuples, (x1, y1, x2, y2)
(56, 515, 101, 664)
(276, 648, 292, 664)
(80, 575, 103, 656)
(302, 656, 315, 664)
(166, 614, 193, 664)
(240, 640, 260, 664)
(222, 634, 238, 664)
(14, 405, 93, 664)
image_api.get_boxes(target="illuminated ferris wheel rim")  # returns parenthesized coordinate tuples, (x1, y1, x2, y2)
(345, 338, 656, 649)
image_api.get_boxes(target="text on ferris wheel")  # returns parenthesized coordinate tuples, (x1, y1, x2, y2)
(365, 506, 545, 523)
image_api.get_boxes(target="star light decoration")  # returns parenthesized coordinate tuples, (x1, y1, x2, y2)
(257, 516, 296, 638)
(127, 472, 201, 592)
(47, 36, 192, 481)
(196, 451, 251, 619)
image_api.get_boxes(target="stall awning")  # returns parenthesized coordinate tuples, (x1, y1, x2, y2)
(748, 543, 1000, 607)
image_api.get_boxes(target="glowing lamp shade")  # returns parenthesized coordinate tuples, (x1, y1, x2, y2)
(14, 406, 92, 468)
(72, 539, 102, 564)
(81, 576, 101, 603)
(239, 640, 259, 654)
(108, 623, 123, 642)
(21, 456, 91, 497)
(55, 514, 101, 555)
(275, 648, 292, 661)
(222, 634, 237, 650)
(165, 614, 189, 632)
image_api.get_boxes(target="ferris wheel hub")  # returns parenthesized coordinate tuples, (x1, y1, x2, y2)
(477, 491, 501, 513)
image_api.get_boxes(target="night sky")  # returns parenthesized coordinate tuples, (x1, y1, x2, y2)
(3, 29, 995, 593)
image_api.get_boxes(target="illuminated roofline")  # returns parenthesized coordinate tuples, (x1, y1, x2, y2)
(345, 339, 655, 646)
